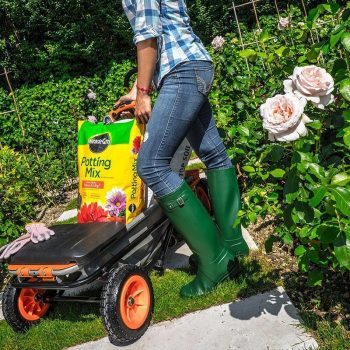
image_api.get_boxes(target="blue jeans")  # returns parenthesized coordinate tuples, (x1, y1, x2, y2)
(137, 60, 233, 198)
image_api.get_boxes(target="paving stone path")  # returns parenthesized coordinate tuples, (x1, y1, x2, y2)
(68, 286, 318, 350)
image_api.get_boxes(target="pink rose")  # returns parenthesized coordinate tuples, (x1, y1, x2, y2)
(211, 36, 225, 51)
(260, 93, 312, 142)
(278, 17, 291, 30)
(284, 66, 334, 109)
(87, 89, 96, 101)
(87, 115, 97, 123)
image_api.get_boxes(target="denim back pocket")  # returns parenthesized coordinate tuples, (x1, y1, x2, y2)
(194, 66, 214, 97)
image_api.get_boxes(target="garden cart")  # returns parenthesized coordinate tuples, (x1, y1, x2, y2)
(0, 68, 212, 346)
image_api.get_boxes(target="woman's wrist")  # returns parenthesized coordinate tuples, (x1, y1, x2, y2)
(136, 84, 153, 95)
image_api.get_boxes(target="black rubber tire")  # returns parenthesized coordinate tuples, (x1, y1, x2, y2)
(2, 283, 53, 333)
(100, 265, 154, 346)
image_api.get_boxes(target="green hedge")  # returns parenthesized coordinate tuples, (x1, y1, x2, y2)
(1, 0, 335, 86)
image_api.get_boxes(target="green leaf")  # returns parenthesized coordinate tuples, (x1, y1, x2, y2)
(307, 8, 320, 28)
(237, 125, 250, 136)
(260, 29, 270, 43)
(341, 32, 350, 52)
(275, 46, 289, 57)
(239, 49, 257, 58)
(330, 187, 350, 216)
(331, 172, 350, 186)
(243, 166, 255, 173)
(308, 269, 323, 287)
(270, 169, 285, 178)
(269, 145, 285, 162)
(282, 232, 293, 245)
(307, 120, 322, 130)
(284, 167, 299, 195)
(344, 132, 350, 147)
(334, 231, 350, 269)
(295, 245, 307, 256)
(317, 224, 340, 244)
(343, 110, 350, 122)
(294, 201, 315, 223)
(339, 78, 350, 102)
(308, 163, 325, 179)
(330, 29, 345, 48)
(309, 186, 327, 207)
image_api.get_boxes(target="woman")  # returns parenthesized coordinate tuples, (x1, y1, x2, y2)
(119, 0, 248, 298)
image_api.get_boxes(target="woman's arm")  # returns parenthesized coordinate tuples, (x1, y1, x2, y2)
(135, 38, 158, 124)
(132, 0, 162, 124)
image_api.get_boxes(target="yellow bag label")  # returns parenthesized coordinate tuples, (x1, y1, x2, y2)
(77, 119, 145, 224)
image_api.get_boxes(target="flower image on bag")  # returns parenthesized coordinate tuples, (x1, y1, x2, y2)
(105, 188, 127, 218)
(77, 202, 108, 223)
(131, 136, 141, 154)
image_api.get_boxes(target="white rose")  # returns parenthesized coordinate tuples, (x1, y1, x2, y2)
(260, 93, 312, 142)
(87, 115, 97, 123)
(211, 36, 225, 51)
(87, 89, 96, 101)
(278, 17, 291, 30)
(284, 65, 334, 109)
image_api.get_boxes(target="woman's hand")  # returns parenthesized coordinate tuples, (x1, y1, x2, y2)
(114, 81, 137, 107)
(135, 93, 152, 124)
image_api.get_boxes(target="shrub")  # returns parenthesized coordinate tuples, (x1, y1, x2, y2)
(0, 146, 37, 245)
(209, 2, 350, 285)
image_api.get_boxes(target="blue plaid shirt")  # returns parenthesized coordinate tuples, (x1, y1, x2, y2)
(122, 0, 212, 89)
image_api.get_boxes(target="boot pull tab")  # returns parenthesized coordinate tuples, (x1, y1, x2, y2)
(165, 193, 188, 211)
(177, 196, 185, 207)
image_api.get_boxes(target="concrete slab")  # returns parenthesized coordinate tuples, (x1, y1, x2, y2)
(56, 209, 77, 222)
(68, 286, 317, 350)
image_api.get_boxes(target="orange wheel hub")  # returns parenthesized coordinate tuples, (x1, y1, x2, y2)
(120, 275, 151, 330)
(18, 288, 50, 321)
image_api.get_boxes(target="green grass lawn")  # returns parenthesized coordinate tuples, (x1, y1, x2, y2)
(65, 198, 78, 211)
(0, 257, 279, 350)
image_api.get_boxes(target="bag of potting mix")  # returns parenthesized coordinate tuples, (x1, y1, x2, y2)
(77, 119, 145, 224)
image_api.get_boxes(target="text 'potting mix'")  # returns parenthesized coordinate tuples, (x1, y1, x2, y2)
(77, 119, 145, 224)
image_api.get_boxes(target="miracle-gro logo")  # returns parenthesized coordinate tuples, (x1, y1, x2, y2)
(88, 133, 111, 153)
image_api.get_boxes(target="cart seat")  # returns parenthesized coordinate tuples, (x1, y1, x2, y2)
(5, 203, 165, 266)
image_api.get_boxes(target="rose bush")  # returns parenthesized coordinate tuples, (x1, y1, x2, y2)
(209, 2, 350, 286)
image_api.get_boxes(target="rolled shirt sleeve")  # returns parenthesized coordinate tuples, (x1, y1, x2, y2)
(133, 0, 162, 45)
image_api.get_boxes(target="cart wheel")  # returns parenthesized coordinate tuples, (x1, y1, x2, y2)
(2, 283, 52, 332)
(101, 265, 154, 346)
(195, 179, 212, 215)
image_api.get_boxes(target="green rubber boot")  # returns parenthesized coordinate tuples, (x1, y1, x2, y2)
(207, 167, 249, 257)
(156, 181, 236, 298)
